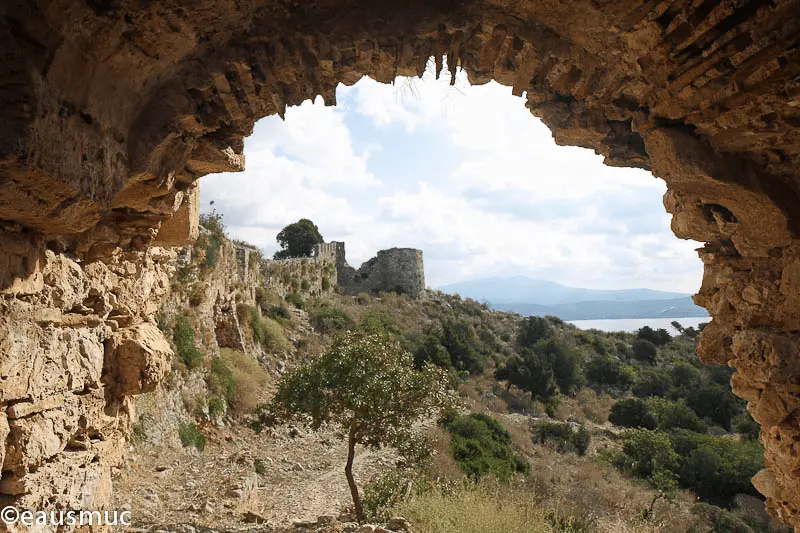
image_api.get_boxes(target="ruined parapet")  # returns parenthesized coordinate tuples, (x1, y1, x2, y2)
(259, 252, 337, 299)
(336, 244, 426, 299)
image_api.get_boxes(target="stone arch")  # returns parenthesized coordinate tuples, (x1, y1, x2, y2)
(1, 0, 800, 527)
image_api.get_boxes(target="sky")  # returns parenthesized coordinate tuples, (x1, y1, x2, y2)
(199, 62, 704, 293)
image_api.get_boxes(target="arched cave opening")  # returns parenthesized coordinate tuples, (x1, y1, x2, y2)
(1, 1, 799, 530)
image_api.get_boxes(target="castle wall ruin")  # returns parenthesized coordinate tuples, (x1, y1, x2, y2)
(332, 243, 426, 299)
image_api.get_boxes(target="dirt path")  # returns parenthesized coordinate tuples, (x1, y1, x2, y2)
(113, 423, 395, 530)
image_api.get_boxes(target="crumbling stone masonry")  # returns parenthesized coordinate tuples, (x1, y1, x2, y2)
(1, 0, 800, 528)
(329, 242, 426, 299)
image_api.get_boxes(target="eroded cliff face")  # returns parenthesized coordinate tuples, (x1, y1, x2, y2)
(1, 0, 800, 528)
(0, 238, 175, 528)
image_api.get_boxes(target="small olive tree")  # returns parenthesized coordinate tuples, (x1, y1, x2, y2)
(266, 331, 456, 522)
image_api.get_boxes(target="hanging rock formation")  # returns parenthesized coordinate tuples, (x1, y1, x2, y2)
(1, 0, 800, 528)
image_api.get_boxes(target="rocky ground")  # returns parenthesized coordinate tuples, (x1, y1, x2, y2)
(113, 423, 403, 532)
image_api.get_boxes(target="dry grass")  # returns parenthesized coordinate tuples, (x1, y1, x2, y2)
(425, 426, 464, 482)
(220, 348, 272, 413)
(397, 480, 553, 533)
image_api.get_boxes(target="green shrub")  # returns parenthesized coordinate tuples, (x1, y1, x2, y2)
(686, 383, 742, 431)
(178, 422, 206, 451)
(609, 398, 657, 429)
(671, 362, 702, 392)
(636, 326, 671, 347)
(632, 368, 672, 398)
(611, 428, 763, 507)
(617, 429, 679, 488)
(208, 396, 226, 419)
(496, 350, 558, 402)
(732, 411, 760, 441)
(444, 413, 530, 481)
(156, 313, 170, 334)
(241, 305, 291, 353)
(321, 275, 331, 291)
(300, 279, 311, 291)
(197, 211, 225, 270)
(308, 304, 355, 333)
(631, 339, 658, 363)
(266, 304, 291, 322)
(441, 320, 486, 375)
(645, 397, 706, 433)
(585, 355, 636, 392)
(363, 470, 417, 521)
(359, 310, 402, 337)
(285, 292, 305, 309)
(531, 420, 591, 456)
(356, 292, 371, 305)
(254, 458, 267, 475)
(207, 356, 234, 406)
(515, 316, 554, 348)
(413, 334, 452, 370)
(173, 316, 203, 369)
(669, 429, 763, 505)
(262, 316, 291, 353)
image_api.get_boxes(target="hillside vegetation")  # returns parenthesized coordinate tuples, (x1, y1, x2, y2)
(141, 223, 786, 533)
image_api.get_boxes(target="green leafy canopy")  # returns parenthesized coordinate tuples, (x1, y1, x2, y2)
(268, 331, 458, 451)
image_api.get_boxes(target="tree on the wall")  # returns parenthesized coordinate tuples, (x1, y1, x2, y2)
(273, 219, 324, 259)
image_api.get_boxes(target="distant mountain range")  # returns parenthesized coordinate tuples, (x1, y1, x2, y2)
(437, 276, 709, 321)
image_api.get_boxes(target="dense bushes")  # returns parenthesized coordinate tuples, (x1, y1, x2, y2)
(636, 326, 671, 347)
(631, 339, 658, 363)
(609, 429, 763, 506)
(632, 368, 672, 398)
(732, 411, 760, 440)
(495, 350, 558, 401)
(610, 397, 706, 432)
(646, 397, 706, 433)
(685, 383, 742, 431)
(308, 303, 355, 333)
(585, 355, 636, 392)
(495, 336, 581, 401)
(515, 316, 553, 348)
(531, 420, 591, 455)
(444, 413, 530, 481)
(669, 429, 763, 504)
(609, 398, 657, 429)
(409, 320, 488, 376)
(440, 320, 486, 375)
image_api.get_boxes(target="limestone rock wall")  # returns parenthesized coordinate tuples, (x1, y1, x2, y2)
(1, 0, 800, 528)
(0, 240, 176, 529)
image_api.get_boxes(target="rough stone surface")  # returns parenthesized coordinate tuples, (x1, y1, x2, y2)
(106, 322, 173, 396)
(1, 0, 800, 528)
(0, 247, 176, 524)
(334, 244, 426, 299)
